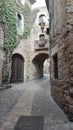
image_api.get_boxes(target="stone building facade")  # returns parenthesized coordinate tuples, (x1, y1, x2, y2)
(0, 0, 35, 84)
(0, 0, 49, 84)
(45, 0, 73, 120)
(12, 6, 49, 82)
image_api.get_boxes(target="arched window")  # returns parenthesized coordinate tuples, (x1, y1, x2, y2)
(39, 14, 45, 24)
(16, 13, 24, 35)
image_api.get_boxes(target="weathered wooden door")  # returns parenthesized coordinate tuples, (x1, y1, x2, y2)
(10, 54, 24, 83)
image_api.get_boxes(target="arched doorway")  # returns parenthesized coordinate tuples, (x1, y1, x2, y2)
(10, 54, 24, 83)
(32, 53, 49, 78)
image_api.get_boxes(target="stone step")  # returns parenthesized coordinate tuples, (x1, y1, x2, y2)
(0, 84, 12, 90)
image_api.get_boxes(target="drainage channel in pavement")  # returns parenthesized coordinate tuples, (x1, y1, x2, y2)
(14, 116, 44, 130)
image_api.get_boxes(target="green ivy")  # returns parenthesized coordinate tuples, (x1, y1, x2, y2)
(0, 0, 36, 83)
(0, 0, 17, 83)
(3, 0, 17, 55)
(0, 0, 31, 55)
(0, 0, 38, 55)
(0, 1, 5, 22)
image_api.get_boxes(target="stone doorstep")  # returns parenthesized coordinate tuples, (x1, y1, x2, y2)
(0, 84, 12, 91)
(0, 87, 5, 90)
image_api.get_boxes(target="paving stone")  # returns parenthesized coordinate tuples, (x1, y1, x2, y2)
(0, 77, 73, 130)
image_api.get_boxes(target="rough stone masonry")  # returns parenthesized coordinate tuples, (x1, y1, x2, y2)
(47, 0, 73, 121)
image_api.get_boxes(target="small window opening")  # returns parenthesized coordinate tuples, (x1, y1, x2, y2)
(16, 13, 24, 35)
(17, 13, 22, 20)
(53, 53, 58, 79)
(46, 28, 49, 35)
(39, 34, 45, 41)
(38, 34, 45, 47)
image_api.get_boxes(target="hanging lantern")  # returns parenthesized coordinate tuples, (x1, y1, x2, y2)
(39, 14, 45, 33)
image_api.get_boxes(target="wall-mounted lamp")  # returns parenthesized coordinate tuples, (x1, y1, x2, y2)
(39, 14, 45, 33)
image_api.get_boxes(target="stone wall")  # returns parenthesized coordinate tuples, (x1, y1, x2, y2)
(12, 6, 49, 82)
(12, 38, 49, 82)
(49, 0, 73, 121)
(0, 2, 49, 84)
(0, 23, 5, 85)
(12, 39, 32, 82)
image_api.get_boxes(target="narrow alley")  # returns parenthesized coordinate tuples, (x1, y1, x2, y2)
(0, 76, 73, 130)
(0, 0, 73, 129)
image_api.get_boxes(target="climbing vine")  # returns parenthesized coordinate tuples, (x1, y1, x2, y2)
(0, 0, 36, 83)
(0, 2, 4, 22)
(0, 0, 16, 83)
(0, 0, 32, 83)
(3, 0, 17, 55)
(0, 0, 31, 55)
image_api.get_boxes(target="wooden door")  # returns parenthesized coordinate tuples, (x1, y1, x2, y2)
(10, 54, 24, 83)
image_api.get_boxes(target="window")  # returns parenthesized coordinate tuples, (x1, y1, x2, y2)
(53, 53, 58, 79)
(39, 14, 45, 24)
(39, 34, 45, 41)
(38, 34, 45, 47)
(46, 28, 49, 35)
(16, 13, 24, 35)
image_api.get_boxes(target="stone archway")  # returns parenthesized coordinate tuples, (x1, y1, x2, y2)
(10, 53, 24, 83)
(32, 53, 49, 78)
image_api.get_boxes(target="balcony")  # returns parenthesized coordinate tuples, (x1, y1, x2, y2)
(34, 39, 49, 51)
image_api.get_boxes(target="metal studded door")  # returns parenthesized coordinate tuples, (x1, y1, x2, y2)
(10, 54, 24, 83)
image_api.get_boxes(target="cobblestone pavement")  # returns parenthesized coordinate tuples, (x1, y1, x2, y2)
(0, 76, 73, 130)
(0, 82, 28, 125)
